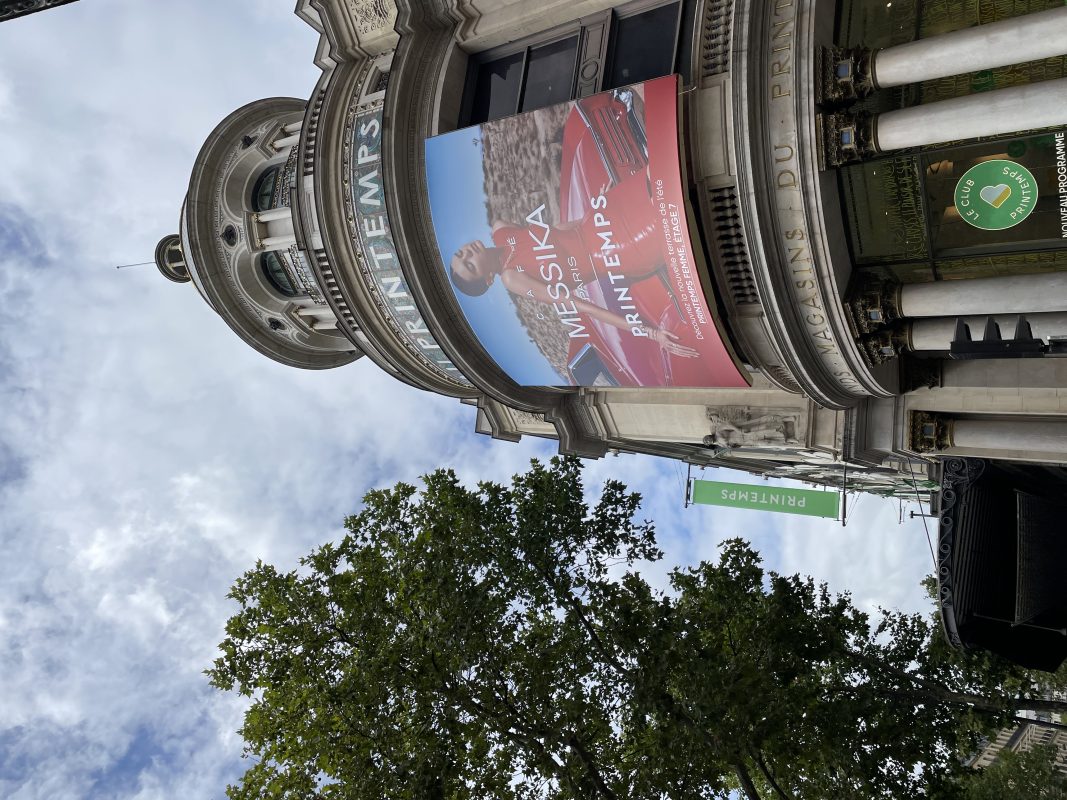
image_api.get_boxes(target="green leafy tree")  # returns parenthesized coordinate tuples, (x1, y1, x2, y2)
(209, 458, 1067, 799)
(961, 743, 1067, 800)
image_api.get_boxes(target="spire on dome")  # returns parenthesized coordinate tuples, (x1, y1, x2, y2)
(154, 234, 190, 284)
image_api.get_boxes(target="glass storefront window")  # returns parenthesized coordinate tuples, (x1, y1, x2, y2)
(840, 157, 928, 264)
(842, 130, 1067, 284)
(922, 133, 1067, 257)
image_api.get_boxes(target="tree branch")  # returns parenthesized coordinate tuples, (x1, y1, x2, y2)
(733, 760, 764, 800)
(567, 733, 618, 800)
(751, 748, 793, 800)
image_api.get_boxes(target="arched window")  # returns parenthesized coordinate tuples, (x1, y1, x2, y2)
(250, 165, 281, 212)
(261, 251, 298, 298)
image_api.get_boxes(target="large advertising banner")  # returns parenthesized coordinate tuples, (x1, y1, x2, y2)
(424, 75, 750, 388)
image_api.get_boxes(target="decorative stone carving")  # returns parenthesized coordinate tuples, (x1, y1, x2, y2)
(347, 0, 394, 36)
(820, 111, 877, 167)
(703, 406, 801, 449)
(846, 279, 902, 335)
(817, 47, 875, 106)
(858, 329, 904, 366)
(935, 457, 987, 648)
(910, 411, 954, 453)
(511, 410, 548, 427)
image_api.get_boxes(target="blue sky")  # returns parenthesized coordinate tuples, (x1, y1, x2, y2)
(0, 2, 937, 798)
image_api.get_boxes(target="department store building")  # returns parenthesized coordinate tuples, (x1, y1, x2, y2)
(150, 0, 1067, 665)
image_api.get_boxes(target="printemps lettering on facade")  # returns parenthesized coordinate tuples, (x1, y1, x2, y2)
(348, 105, 468, 384)
(139, 0, 1067, 670)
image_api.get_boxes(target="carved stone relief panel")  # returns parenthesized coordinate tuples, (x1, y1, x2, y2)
(704, 405, 803, 449)
(510, 409, 554, 432)
(346, 0, 394, 36)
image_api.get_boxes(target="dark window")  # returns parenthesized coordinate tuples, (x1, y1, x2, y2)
(604, 4, 681, 89)
(251, 166, 280, 212)
(520, 37, 578, 111)
(470, 51, 525, 124)
(462, 1, 683, 126)
(261, 251, 299, 298)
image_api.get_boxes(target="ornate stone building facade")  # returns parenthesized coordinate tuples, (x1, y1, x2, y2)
(157, 1, 1067, 662)
(0, 0, 78, 23)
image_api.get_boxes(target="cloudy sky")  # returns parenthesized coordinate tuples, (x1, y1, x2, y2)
(0, 2, 938, 797)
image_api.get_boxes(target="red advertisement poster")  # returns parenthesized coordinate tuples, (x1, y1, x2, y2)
(425, 75, 749, 388)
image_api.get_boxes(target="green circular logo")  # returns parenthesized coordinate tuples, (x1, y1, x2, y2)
(954, 159, 1038, 231)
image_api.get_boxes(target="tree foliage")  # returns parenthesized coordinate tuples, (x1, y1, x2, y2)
(961, 743, 1067, 800)
(208, 457, 1067, 799)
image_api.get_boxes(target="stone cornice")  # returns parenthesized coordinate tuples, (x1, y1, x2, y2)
(310, 57, 470, 395)
(732, 0, 894, 408)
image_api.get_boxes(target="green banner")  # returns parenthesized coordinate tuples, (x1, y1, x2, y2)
(691, 480, 839, 519)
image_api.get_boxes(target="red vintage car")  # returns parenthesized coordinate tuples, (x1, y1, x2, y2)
(557, 85, 721, 388)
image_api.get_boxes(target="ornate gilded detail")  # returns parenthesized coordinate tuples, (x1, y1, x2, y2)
(820, 111, 877, 167)
(703, 406, 801, 449)
(859, 329, 904, 366)
(910, 411, 954, 454)
(817, 46, 874, 106)
(846, 279, 902, 335)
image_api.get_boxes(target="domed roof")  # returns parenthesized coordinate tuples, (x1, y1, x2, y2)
(163, 97, 362, 371)
(154, 234, 190, 283)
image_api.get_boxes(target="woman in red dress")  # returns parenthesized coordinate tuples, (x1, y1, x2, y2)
(449, 173, 698, 360)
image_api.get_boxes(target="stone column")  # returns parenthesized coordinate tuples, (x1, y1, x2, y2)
(272, 133, 301, 151)
(911, 411, 1067, 457)
(898, 273, 1067, 318)
(876, 78, 1067, 152)
(873, 8, 1067, 89)
(941, 358, 1067, 390)
(953, 418, 1067, 456)
(907, 312, 1067, 351)
(255, 207, 292, 223)
(261, 234, 297, 249)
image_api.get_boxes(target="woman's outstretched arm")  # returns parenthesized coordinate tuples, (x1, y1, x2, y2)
(500, 270, 699, 358)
